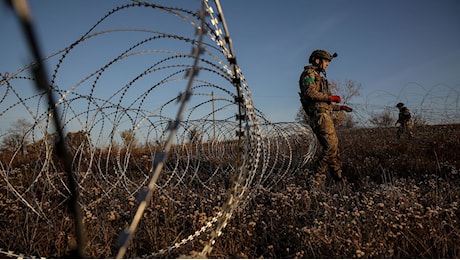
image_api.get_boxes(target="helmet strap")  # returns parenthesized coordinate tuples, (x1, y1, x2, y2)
(317, 59, 327, 74)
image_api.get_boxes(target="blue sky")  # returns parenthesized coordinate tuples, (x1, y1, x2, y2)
(1, 0, 460, 128)
(220, 0, 460, 121)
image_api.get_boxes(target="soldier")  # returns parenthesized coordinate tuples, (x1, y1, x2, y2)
(298, 50, 353, 184)
(395, 102, 413, 139)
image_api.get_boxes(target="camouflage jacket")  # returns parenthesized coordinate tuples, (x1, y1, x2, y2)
(397, 107, 412, 124)
(298, 65, 339, 115)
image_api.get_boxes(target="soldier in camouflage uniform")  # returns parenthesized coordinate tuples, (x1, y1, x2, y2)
(298, 50, 353, 183)
(395, 102, 413, 139)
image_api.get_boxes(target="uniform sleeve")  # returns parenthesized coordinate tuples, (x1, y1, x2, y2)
(300, 68, 330, 103)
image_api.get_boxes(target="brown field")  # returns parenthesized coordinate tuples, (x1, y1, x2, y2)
(1, 124, 459, 258)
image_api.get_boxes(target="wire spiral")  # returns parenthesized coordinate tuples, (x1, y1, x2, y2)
(0, 0, 316, 258)
(5, 0, 458, 258)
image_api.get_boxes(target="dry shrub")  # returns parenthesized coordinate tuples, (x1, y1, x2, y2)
(1, 124, 459, 258)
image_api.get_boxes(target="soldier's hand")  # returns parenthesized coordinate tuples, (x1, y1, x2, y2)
(330, 95, 341, 103)
(339, 105, 352, 112)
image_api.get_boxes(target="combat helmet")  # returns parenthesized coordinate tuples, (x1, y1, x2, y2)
(309, 50, 338, 64)
(396, 102, 404, 108)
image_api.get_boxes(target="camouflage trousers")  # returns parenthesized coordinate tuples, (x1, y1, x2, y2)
(397, 120, 413, 139)
(310, 111, 342, 180)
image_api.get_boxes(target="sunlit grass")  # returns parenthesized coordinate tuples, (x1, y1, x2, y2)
(0, 124, 459, 258)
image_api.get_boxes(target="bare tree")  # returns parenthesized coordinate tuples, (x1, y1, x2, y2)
(188, 127, 202, 144)
(67, 130, 91, 152)
(412, 112, 427, 126)
(120, 129, 137, 148)
(331, 79, 361, 127)
(369, 107, 394, 127)
(331, 79, 362, 104)
(1, 119, 33, 154)
(335, 112, 357, 128)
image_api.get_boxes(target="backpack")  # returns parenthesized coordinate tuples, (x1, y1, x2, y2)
(402, 108, 411, 120)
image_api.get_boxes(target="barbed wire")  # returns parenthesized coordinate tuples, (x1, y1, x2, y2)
(0, 0, 459, 258)
(1, 0, 267, 258)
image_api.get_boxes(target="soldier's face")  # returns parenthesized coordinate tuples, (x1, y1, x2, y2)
(320, 59, 330, 70)
(316, 58, 329, 71)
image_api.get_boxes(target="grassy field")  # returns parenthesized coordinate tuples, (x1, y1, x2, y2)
(1, 124, 459, 258)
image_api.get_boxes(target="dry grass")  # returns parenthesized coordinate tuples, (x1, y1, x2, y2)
(1, 124, 459, 258)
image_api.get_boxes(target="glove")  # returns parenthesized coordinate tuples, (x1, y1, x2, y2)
(339, 105, 353, 112)
(330, 95, 341, 103)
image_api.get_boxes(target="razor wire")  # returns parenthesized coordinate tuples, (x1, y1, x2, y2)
(5, 0, 86, 257)
(0, 0, 317, 258)
(114, 1, 210, 258)
(1, 0, 459, 258)
(352, 82, 460, 127)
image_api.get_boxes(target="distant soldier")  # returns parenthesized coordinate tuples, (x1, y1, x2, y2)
(298, 50, 352, 184)
(395, 102, 413, 139)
